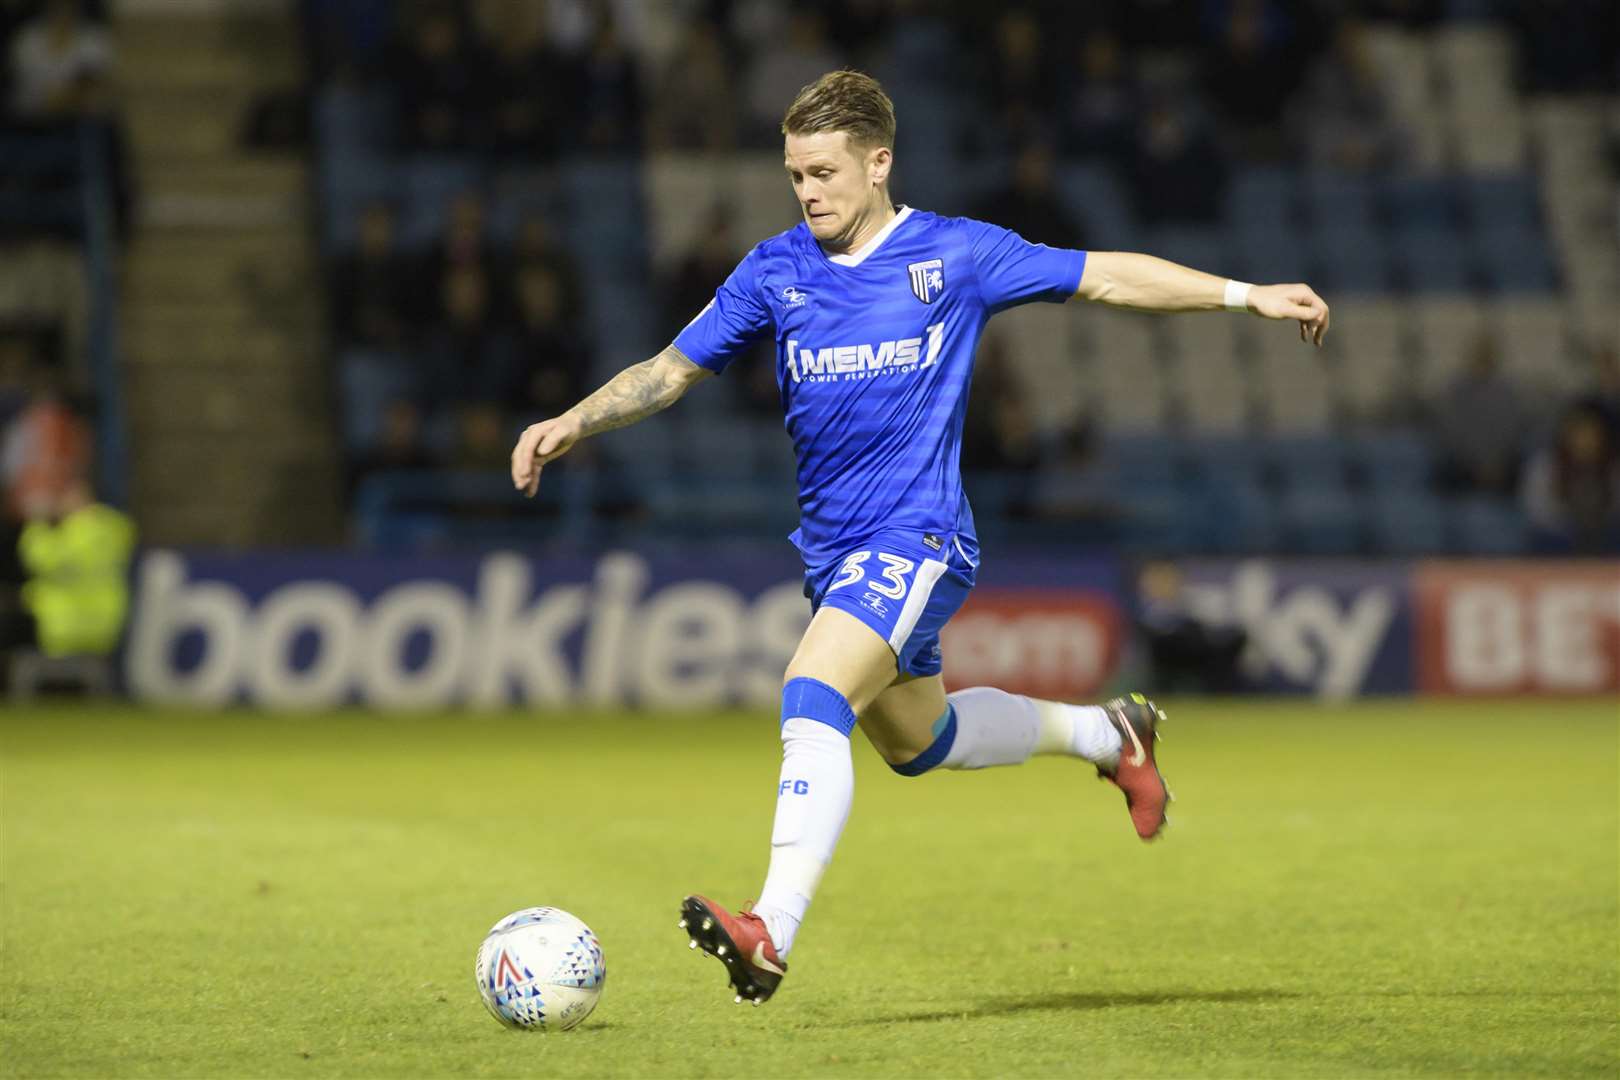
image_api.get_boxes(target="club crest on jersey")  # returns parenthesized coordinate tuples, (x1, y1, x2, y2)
(780, 286, 808, 308)
(907, 259, 944, 304)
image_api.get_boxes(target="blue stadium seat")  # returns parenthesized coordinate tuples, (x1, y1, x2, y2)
(1475, 227, 1559, 293)
(1350, 432, 1433, 492)
(1393, 229, 1474, 292)
(1381, 176, 1460, 232)
(400, 156, 486, 249)
(1188, 436, 1267, 488)
(1367, 490, 1448, 554)
(1056, 163, 1135, 248)
(1279, 487, 1363, 554)
(1193, 475, 1281, 553)
(1225, 166, 1301, 230)
(1305, 172, 1378, 232)
(1460, 172, 1541, 230)
(1148, 227, 1227, 277)
(338, 348, 414, 452)
(1452, 495, 1532, 554)
(1098, 435, 1184, 497)
(1232, 227, 1314, 288)
(1313, 227, 1395, 294)
(1267, 436, 1349, 492)
(315, 85, 395, 155)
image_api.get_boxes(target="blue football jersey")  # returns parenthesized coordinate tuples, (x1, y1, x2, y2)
(672, 206, 1086, 569)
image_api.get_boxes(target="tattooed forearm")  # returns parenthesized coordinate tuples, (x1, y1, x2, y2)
(564, 347, 706, 437)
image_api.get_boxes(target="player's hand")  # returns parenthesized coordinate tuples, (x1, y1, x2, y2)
(1248, 283, 1330, 346)
(510, 414, 582, 498)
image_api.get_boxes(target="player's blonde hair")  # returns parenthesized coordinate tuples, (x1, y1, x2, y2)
(781, 70, 896, 152)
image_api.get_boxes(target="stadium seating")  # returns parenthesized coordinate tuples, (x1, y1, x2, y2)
(300, 3, 1599, 557)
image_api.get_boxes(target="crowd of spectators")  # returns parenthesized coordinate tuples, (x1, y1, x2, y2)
(309, 0, 1619, 551)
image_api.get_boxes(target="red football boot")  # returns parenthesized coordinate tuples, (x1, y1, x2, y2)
(1098, 693, 1172, 840)
(679, 895, 788, 1005)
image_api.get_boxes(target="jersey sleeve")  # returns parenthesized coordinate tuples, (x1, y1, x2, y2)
(964, 219, 1087, 314)
(670, 249, 774, 374)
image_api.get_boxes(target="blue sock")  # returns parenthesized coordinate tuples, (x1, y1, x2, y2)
(889, 705, 957, 777)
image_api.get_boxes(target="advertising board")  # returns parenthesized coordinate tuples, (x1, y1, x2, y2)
(124, 548, 1129, 708)
(1413, 560, 1620, 695)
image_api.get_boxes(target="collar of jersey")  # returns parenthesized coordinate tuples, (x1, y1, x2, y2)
(821, 205, 914, 268)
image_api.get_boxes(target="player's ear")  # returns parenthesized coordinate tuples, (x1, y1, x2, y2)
(868, 145, 892, 187)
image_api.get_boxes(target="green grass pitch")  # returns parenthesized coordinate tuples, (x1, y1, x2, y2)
(2, 699, 1616, 1078)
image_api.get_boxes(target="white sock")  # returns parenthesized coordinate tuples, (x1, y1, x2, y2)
(1035, 700, 1122, 769)
(753, 716, 853, 957)
(941, 687, 1121, 770)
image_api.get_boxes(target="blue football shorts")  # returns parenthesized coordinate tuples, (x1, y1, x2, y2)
(802, 528, 978, 678)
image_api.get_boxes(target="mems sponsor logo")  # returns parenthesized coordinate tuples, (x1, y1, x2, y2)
(126, 551, 809, 709)
(785, 323, 943, 383)
(1415, 561, 1620, 694)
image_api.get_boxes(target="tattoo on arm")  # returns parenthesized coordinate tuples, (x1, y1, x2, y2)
(565, 347, 703, 437)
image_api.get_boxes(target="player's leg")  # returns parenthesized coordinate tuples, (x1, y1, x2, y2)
(861, 674, 1124, 774)
(681, 605, 895, 1003)
(862, 663, 1171, 841)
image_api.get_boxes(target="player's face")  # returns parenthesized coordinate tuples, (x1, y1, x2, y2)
(784, 131, 891, 248)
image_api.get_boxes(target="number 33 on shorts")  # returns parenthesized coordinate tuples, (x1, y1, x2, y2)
(807, 536, 976, 677)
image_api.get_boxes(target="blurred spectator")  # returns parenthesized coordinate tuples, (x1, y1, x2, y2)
(422, 262, 504, 407)
(1127, 98, 1227, 224)
(17, 475, 133, 658)
(331, 201, 410, 349)
(351, 398, 434, 483)
(387, 4, 486, 152)
(823, 0, 895, 68)
(961, 336, 1041, 518)
(659, 208, 774, 413)
(1201, 0, 1305, 158)
(1136, 561, 1246, 693)
(576, 7, 641, 154)
(1507, 0, 1618, 94)
(1433, 337, 1529, 496)
(744, 11, 841, 147)
(7, 0, 109, 121)
(419, 189, 493, 310)
(1, 364, 88, 523)
(1520, 402, 1620, 553)
(508, 263, 589, 419)
(645, 22, 736, 153)
(1061, 30, 1136, 160)
(1354, 0, 1443, 27)
(970, 142, 1087, 250)
(983, 9, 1060, 148)
(504, 213, 583, 326)
(1291, 20, 1406, 171)
(1575, 341, 1620, 439)
(478, 1, 573, 161)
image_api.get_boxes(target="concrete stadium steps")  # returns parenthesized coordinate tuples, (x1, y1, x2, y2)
(114, 4, 340, 546)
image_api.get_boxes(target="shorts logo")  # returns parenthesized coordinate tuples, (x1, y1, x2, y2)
(860, 591, 890, 617)
(922, 533, 943, 551)
(781, 286, 808, 308)
(908, 259, 944, 304)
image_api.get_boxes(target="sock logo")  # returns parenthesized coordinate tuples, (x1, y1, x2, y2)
(778, 779, 810, 796)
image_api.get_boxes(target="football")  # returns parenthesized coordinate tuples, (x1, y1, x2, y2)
(474, 907, 606, 1031)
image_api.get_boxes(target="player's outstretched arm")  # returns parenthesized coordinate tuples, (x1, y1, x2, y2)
(1075, 251, 1330, 346)
(510, 345, 709, 498)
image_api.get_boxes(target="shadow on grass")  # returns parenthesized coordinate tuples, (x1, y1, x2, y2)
(851, 988, 1296, 1027)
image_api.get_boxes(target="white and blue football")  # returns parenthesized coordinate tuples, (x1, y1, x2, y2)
(474, 907, 606, 1031)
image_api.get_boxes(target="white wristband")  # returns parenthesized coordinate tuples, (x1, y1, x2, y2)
(1224, 279, 1253, 313)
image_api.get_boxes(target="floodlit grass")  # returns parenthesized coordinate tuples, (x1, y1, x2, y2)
(2, 699, 1616, 1078)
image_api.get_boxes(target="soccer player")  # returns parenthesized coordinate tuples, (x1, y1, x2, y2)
(510, 71, 1329, 1006)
